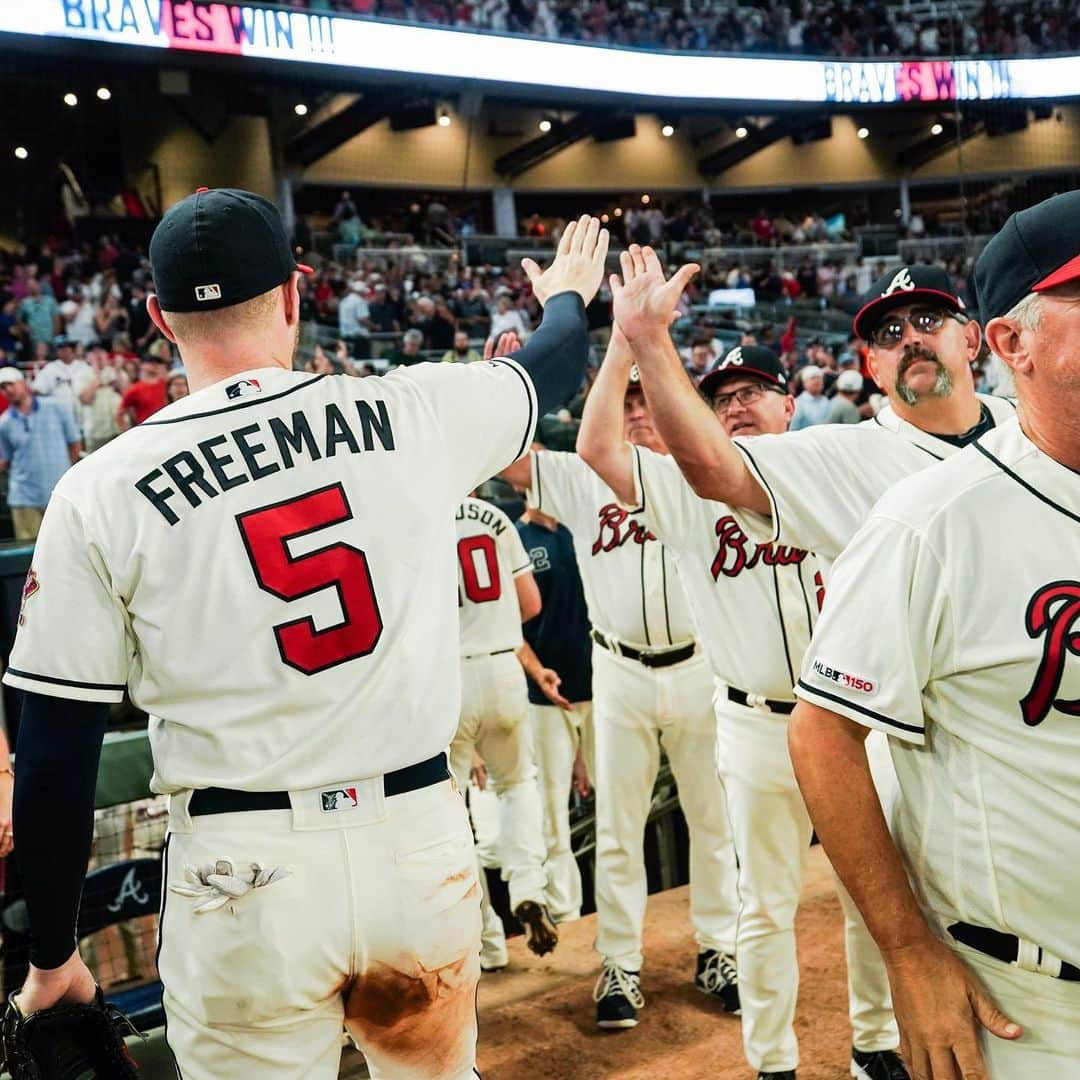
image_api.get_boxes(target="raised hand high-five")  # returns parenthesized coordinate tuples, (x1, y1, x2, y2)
(610, 244, 699, 342)
(522, 214, 610, 309)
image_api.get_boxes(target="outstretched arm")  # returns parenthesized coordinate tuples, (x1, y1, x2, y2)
(612, 245, 770, 514)
(576, 325, 636, 505)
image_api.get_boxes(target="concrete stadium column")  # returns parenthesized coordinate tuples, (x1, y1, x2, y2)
(277, 174, 296, 235)
(493, 188, 517, 237)
(899, 175, 911, 226)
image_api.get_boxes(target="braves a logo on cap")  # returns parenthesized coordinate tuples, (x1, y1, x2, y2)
(882, 268, 915, 297)
(226, 378, 262, 400)
(321, 787, 359, 812)
(18, 569, 38, 626)
(195, 283, 222, 303)
(721, 346, 744, 368)
(1019, 581, 1080, 727)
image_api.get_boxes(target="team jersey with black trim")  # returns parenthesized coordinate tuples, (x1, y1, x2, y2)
(630, 445, 824, 700)
(730, 394, 1017, 560)
(455, 497, 533, 657)
(5, 360, 537, 793)
(795, 419, 1080, 963)
(528, 450, 694, 649)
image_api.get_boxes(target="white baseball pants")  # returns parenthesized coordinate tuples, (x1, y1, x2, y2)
(449, 651, 548, 911)
(954, 942, 1080, 1077)
(592, 645, 738, 972)
(529, 700, 594, 922)
(159, 776, 481, 1079)
(714, 692, 899, 1073)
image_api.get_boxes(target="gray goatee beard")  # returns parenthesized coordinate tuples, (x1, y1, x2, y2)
(894, 347, 953, 406)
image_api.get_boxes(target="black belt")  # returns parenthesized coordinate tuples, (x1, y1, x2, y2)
(591, 629, 695, 669)
(188, 752, 450, 817)
(727, 686, 795, 716)
(462, 647, 516, 660)
(948, 922, 1080, 981)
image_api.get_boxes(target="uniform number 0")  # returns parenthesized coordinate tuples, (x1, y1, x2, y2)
(237, 484, 383, 675)
(458, 534, 502, 605)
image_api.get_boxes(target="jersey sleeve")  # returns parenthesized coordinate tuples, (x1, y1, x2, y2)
(629, 444, 700, 544)
(3, 495, 134, 703)
(732, 424, 898, 559)
(402, 357, 537, 497)
(793, 513, 952, 744)
(528, 451, 587, 531)
(500, 517, 534, 578)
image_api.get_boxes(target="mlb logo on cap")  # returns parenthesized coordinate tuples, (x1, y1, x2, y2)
(195, 284, 222, 303)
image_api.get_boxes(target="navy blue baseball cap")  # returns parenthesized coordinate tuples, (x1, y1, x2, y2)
(853, 265, 967, 341)
(698, 345, 789, 400)
(975, 190, 1080, 322)
(150, 187, 312, 313)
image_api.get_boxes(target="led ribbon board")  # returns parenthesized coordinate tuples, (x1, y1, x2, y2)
(3, 2, 1078, 104)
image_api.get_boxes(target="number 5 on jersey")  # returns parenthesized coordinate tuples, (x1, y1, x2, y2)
(237, 483, 383, 675)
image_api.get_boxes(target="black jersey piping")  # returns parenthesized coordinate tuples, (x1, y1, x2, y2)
(974, 442, 1080, 525)
(772, 565, 796, 687)
(661, 546, 673, 646)
(140, 374, 328, 425)
(735, 441, 784, 540)
(796, 678, 925, 734)
(871, 414, 946, 461)
(489, 357, 535, 463)
(639, 541, 651, 646)
(6, 668, 126, 693)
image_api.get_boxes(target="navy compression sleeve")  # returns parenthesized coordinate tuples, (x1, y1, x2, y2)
(14, 692, 108, 969)
(511, 291, 589, 416)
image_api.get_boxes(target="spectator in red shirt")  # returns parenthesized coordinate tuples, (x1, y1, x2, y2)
(115, 355, 169, 430)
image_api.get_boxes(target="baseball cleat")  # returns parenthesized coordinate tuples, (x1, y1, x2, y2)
(758, 1072, 796, 1079)
(513, 900, 558, 956)
(851, 1048, 909, 1080)
(593, 962, 644, 1029)
(695, 948, 741, 1014)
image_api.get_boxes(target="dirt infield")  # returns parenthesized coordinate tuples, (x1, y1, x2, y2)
(475, 845, 854, 1080)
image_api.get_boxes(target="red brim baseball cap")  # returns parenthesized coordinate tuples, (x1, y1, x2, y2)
(853, 265, 966, 341)
(150, 187, 313, 313)
(976, 190, 1080, 321)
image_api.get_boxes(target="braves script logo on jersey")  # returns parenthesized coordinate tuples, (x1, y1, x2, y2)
(18, 569, 39, 626)
(591, 503, 656, 555)
(710, 516, 807, 579)
(1019, 581, 1080, 727)
(810, 658, 876, 694)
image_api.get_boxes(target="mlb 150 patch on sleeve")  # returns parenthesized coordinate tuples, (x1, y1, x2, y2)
(810, 658, 877, 695)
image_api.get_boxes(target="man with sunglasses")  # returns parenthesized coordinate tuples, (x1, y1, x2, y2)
(789, 189, 1080, 1077)
(613, 254, 1015, 564)
(579, 335, 906, 1080)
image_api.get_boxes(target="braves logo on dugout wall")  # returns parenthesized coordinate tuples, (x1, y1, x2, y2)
(1020, 581, 1080, 727)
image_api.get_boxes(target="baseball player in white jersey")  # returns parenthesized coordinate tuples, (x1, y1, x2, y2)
(451, 495, 559, 959)
(3, 189, 608, 1079)
(502, 363, 740, 1030)
(790, 191, 1080, 1078)
(610, 247, 1015, 564)
(579, 323, 905, 1080)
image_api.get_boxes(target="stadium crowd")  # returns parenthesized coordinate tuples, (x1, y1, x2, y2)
(0, 192, 1012, 541)
(289, 0, 1080, 57)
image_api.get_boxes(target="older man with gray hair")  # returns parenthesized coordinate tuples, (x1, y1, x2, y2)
(789, 189, 1080, 1077)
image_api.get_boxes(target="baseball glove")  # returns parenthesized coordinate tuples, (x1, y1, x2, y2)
(0, 987, 143, 1079)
